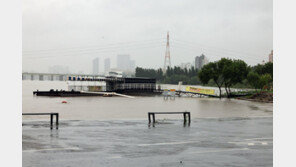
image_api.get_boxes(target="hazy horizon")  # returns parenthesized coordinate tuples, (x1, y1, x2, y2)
(23, 0, 272, 74)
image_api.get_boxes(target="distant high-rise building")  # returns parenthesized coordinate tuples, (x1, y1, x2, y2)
(117, 55, 130, 70)
(130, 60, 136, 70)
(116, 54, 136, 72)
(269, 50, 273, 63)
(195, 54, 207, 69)
(92, 57, 99, 75)
(104, 58, 111, 73)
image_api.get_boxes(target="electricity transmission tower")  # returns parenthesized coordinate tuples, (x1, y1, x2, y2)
(163, 31, 171, 72)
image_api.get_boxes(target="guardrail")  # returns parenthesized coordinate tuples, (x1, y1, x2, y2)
(148, 111, 191, 124)
(22, 113, 59, 129)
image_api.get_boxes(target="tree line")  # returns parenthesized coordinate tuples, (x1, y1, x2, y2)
(135, 66, 201, 85)
(198, 58, 272, 97)
(135, 58, 273, 98)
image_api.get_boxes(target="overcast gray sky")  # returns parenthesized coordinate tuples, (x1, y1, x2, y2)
(23, 0, 272, 73)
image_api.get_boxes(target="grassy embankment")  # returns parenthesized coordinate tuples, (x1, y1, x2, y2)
(233, 90, 273, 103)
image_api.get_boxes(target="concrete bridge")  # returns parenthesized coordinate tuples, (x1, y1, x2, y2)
(22, 72, 104, 81)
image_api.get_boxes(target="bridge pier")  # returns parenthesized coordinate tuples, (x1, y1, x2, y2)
(59, 75, 64, 81)
(39, 75, 44, 81)
(44, 75, 49, 81)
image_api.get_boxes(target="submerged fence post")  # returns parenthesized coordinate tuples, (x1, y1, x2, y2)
(50, 114, 53, 130)
(56, 113, 59, 129)
(188, 112, 191, 123)
(183, 113, 187, 123)
(148, 113, 151, 124)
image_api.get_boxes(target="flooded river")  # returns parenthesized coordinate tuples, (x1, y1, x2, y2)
(22, 81, 273, 120)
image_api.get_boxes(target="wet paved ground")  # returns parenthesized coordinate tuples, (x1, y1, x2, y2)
(23, 117, 272, 167)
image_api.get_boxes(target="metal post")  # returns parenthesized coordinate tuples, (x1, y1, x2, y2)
(56, 113, 59, 129)
(188, 113, 191, 123)
(152, 113, 155, 123)
(148, 113, 151, 124)
(50, 114, 53, 130)
(183, 113, 187, 123)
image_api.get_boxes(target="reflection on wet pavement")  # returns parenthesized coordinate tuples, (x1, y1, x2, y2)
(23, 117, 272, 167)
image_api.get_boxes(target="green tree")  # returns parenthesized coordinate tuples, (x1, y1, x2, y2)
(199, 62, 224, 98)
(222, 59, 249, 97)
(259, 74, 272, 90)
(247, 72, 261, 91)
(262, 62, 273, 78)
(188, 76, 200, 85)
(253, 62, 273, 77)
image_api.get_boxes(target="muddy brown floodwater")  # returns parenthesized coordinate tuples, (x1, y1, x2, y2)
(22, 81, 273, 121)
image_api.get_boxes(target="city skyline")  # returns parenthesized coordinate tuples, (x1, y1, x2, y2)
(104, 58, 111, 73)
(23, 49, 273, 74)
(92, 57, 99, 75)
(116, 54, 136, 72)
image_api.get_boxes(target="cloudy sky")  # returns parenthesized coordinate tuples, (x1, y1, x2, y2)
(23, 0, 272, 73)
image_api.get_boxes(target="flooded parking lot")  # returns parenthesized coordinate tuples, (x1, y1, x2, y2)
(23, 118, 272, 167)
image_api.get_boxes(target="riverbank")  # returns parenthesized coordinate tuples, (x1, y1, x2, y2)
(237, 91, 273, 103)
(23, 81, 273, 120)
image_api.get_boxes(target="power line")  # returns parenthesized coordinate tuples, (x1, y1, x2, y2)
(23, 40, 166, 58)
(170, 41, 265, 61)
(171, 44, 262, 64)
(23, 36, 266, 65)
(172, 39, 265, 59)
(23, 38, 166, 54)
(23, 43, 166, 60)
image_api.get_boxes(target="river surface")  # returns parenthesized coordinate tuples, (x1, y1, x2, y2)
(22, 81, 273, 120)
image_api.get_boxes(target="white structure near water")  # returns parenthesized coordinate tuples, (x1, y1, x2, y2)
(67, 80, 106, 92)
